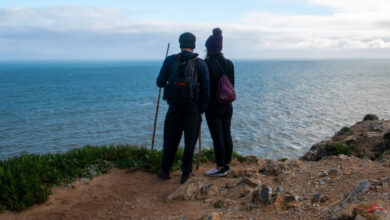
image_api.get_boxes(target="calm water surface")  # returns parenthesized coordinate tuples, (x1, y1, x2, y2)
(1, 60, 389, 160)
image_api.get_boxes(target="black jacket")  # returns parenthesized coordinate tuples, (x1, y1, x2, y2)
(205, 53, 234, 105)
(156, 51, 210, 113)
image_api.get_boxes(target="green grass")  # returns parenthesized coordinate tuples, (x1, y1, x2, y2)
(0, 145, 247, 212)
(339, 126, 351, 135)
(329, 143, 352, 156)
(278, 158, 288, 162)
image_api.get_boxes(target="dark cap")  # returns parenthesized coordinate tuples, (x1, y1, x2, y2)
(179, 32, 196, 49)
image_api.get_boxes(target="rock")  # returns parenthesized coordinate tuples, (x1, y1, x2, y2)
(273, 186, 284, 208)
(302, 118, 390, 161)
(201, 212, 220, 220)
(301, 141, 330, 161)
(328, 167, 339, 175)
(213, 199, 233, 209)
(363, 114, 379, 121)
(252, 185, 273, 205)
(259, 160, 289, 176)
(165, 177, 208, 201)
(338, 154, 348, 160)
(228, 182, 253, 199)
(354, 215, 368, 220)
(346, 180, 370, 203)
(229, 168, 258, 178)
(284, 192, 298, 202)
(352, 202, 389, 220)
(225, 178, 241, 188)
(65, 183, 76, 189)
(202, 184, 221, 196)
(242, 177, 261, 188)
(326, 180, 371, 218)
(312, 194, 321, 202)
(79, 178, 90, 185)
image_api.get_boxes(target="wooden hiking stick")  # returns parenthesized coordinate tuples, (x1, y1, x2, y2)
(151, 43, 170, 155)
(196, 125, 202, 170)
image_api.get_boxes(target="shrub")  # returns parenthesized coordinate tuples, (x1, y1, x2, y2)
(278, 158, 288, 162)
(339, 126, 351, 135)
(363, 114, 379, 121)
(329, 143, 352, 156)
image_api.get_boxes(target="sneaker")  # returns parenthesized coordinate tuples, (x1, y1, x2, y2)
(180, 173, 192, 184)
(157, 169, 171, 180)
(204, 166, 219, 176)
(205, 167, 229, 177)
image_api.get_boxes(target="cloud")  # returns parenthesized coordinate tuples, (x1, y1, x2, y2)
(0, 4, 390, 59)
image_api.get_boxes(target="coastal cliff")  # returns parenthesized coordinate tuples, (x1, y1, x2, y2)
(1, 115, 390, 220)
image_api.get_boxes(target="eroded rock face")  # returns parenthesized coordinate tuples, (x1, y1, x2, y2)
(302, 118, 390, 161)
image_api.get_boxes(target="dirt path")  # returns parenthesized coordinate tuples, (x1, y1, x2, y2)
(1, 164, 221, 220)
(2, 157, 390, 220)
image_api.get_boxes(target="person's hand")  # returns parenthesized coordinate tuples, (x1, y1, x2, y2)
(200, 113, 203, 121)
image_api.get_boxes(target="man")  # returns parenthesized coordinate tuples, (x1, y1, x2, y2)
(156, 32, 210, 184)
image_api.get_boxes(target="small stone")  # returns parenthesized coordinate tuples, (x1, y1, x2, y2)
(201, 212, 221, 220)
(328, 168, 339, 175)
(79, 178, 90, 185)
(318, 180, 325, 185)
(225, 178, 241, 188)
(312, 194, 321, 202)
(284, 194, 299, 203)
(242, 177, 261, 188)
(381, 181, 388, 187)
(320, 171, 329, 177)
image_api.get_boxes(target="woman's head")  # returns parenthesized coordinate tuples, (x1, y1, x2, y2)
(205, 28, 223, 53)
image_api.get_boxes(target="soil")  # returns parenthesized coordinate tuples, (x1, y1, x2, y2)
(1, 157, 390, 220)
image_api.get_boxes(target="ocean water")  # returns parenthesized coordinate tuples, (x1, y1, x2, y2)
(0, 59, 389, 160)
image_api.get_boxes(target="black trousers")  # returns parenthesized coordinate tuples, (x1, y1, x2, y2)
(205, 103, 233, 167)
(161, 104, 201, 175)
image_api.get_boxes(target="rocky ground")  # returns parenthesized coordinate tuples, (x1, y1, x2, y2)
(1, 116, 390, 220)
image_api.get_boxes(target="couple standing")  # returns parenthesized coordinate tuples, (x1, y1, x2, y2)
(156, 28, 235, 184)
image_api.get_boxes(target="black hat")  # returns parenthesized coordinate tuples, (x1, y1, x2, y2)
(205, 28, 223, 52)
(179, 32, 196, 49)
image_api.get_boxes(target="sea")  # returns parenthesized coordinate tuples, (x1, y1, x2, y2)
(1, 59, 389, 160)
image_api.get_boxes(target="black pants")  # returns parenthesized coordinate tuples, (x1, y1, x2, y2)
(161, 104, 201, 175)
(206, 103, 233, 167)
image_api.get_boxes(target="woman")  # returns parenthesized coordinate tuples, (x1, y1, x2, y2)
(204, 28, 235, 177)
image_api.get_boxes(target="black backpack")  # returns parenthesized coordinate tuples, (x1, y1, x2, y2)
(163, 54, 199, 104)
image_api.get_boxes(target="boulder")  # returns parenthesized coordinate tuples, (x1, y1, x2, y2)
(302, 118, 390, 161)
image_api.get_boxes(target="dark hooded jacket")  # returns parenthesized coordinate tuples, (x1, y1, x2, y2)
(156, 51, 210, 113)
(205, 53, 234, 105)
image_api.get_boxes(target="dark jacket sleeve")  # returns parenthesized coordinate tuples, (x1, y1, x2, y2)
(156, 57, 171, 87)
(197, 59, 210, 113)
(228, 60, 235, 87)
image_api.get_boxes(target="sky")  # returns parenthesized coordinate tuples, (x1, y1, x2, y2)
(1, 0, 390, 60)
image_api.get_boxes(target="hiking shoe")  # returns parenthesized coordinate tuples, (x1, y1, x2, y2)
(180, 173, 192, 184)
(157, 169, 171, 180)
(204, 167, 229, 177)
(204, 166, 219, 176)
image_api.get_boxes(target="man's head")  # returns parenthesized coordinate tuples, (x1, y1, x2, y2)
(179, 32, 196, 52)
